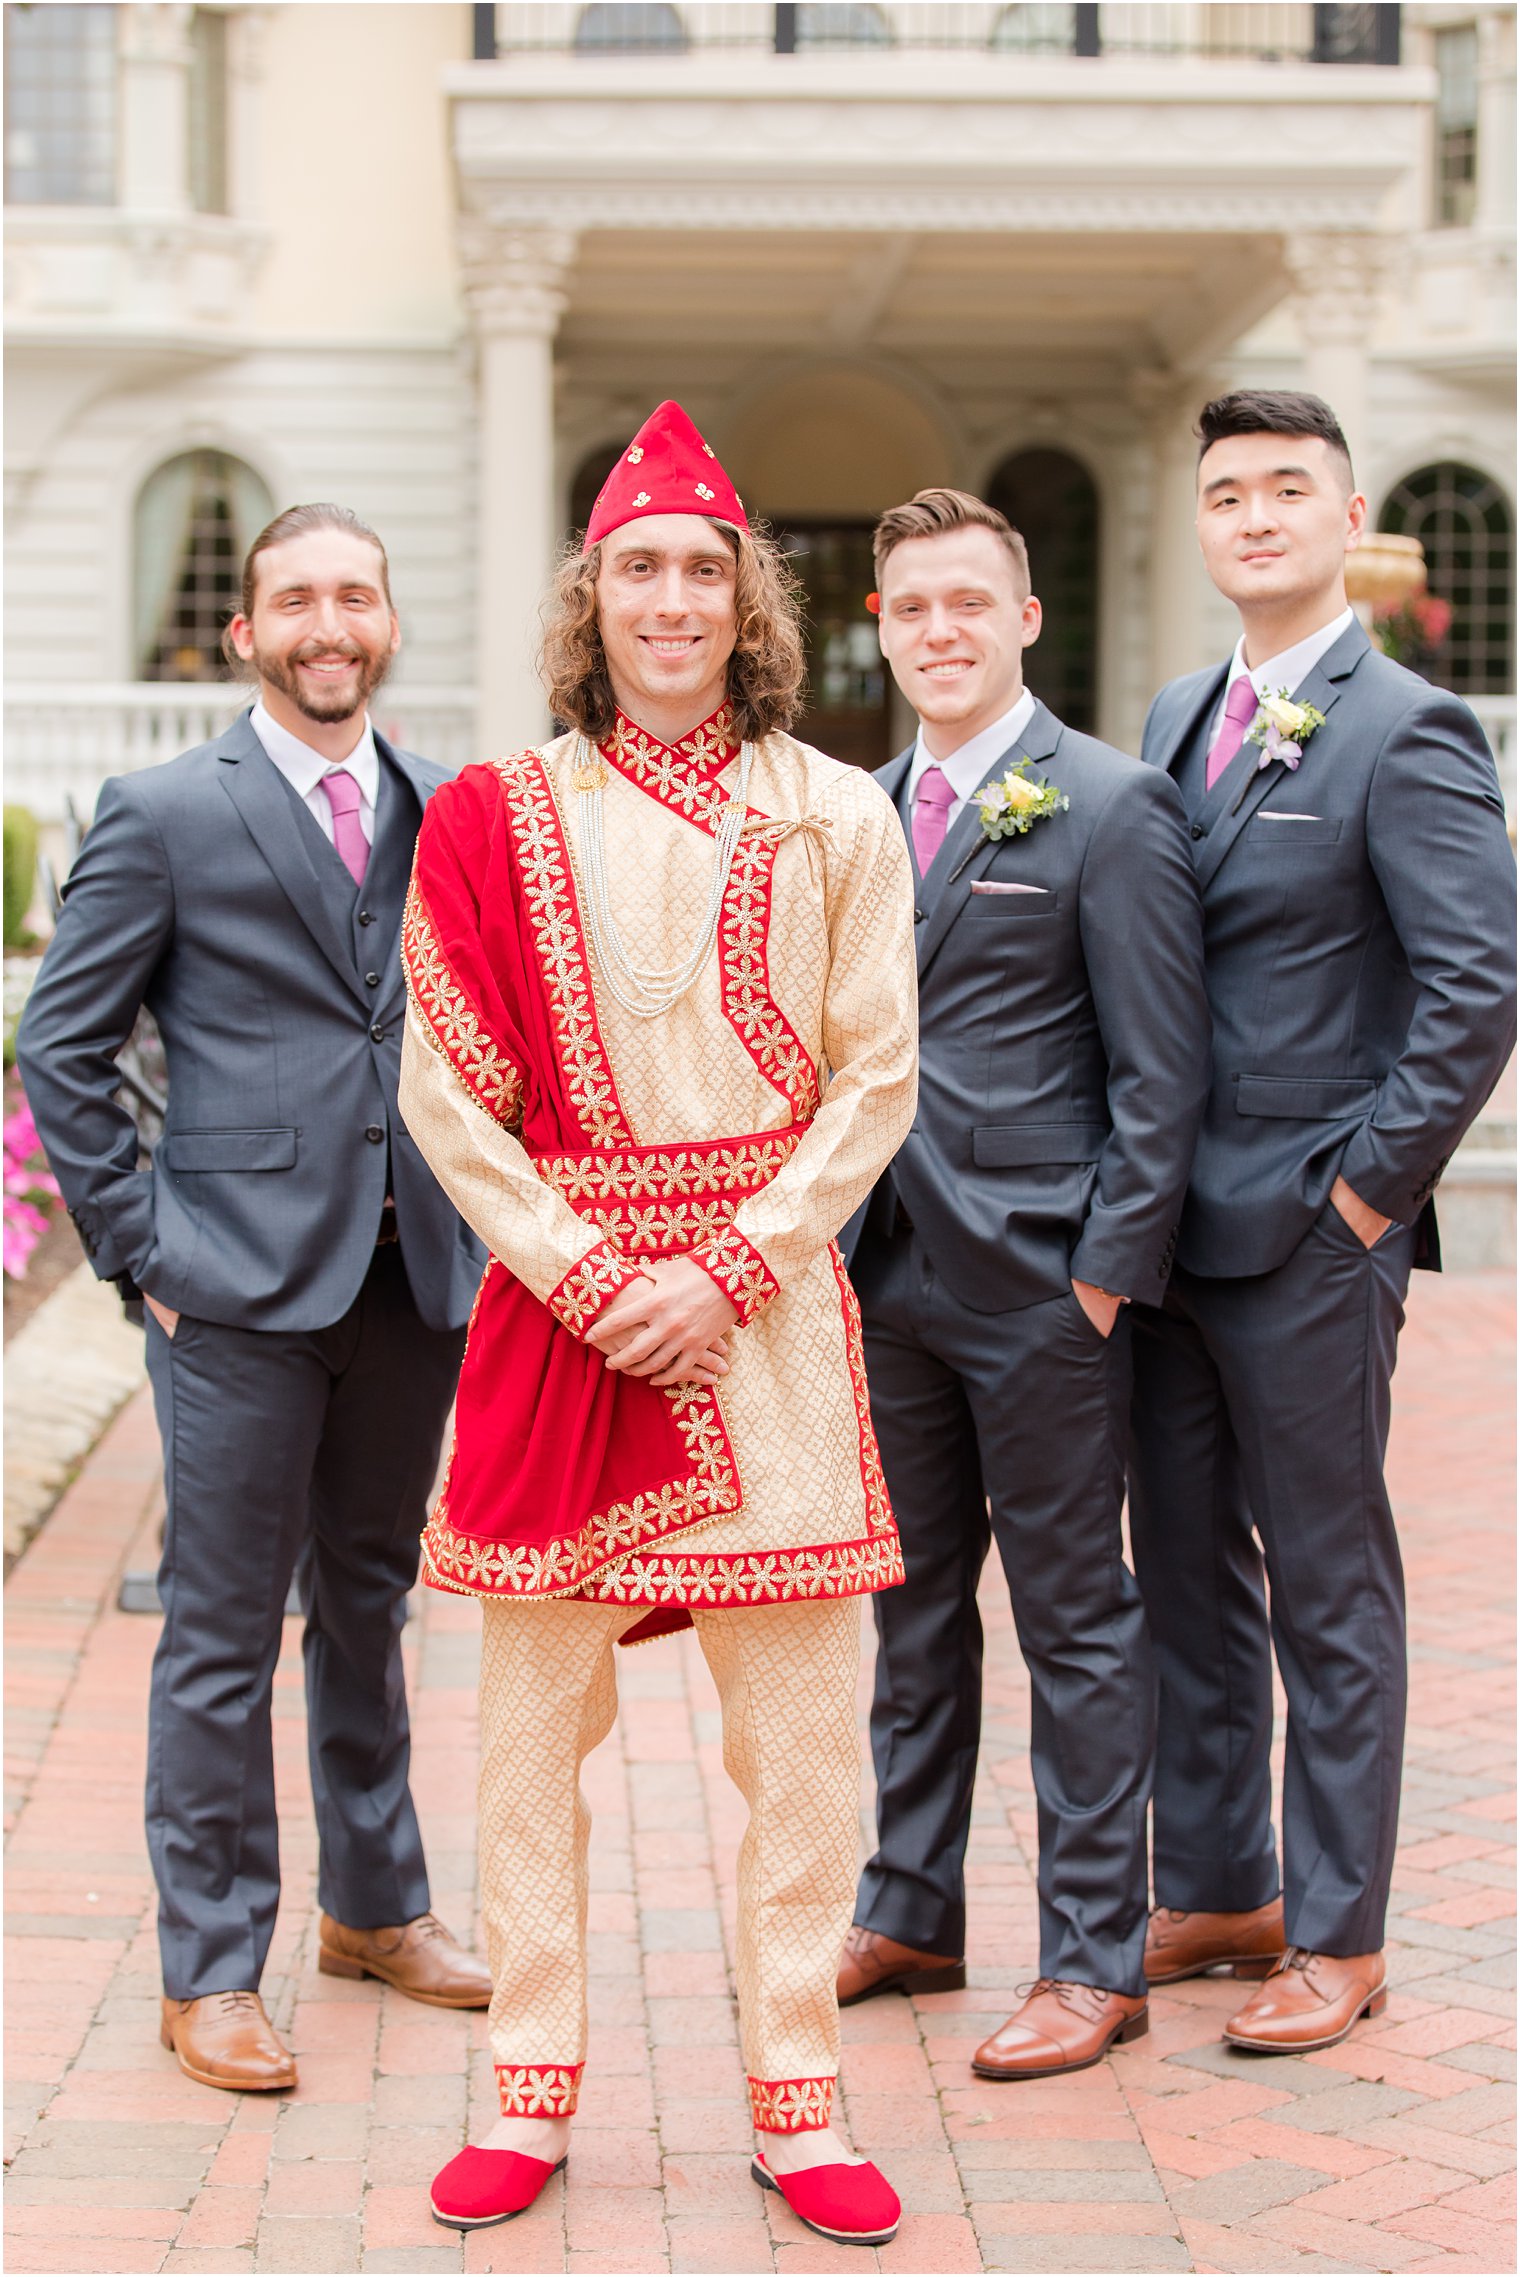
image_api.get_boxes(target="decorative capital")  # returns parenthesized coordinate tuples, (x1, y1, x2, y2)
(1283, 231, 1391, 341)
(459, 220, 577, 338)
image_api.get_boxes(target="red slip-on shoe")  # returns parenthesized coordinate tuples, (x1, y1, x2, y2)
(752, 2153, 901, 2246)
(429, 2147, 567, 2230)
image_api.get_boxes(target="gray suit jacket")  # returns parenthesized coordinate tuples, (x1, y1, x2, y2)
(851, 699, 1210, 1313)
(16, 710, 483, 1333)
(1142, 620, 1517, 1278)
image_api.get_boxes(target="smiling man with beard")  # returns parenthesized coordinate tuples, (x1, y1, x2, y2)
(18, 504, 489, 2095)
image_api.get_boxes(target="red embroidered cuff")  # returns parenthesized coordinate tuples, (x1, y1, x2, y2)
(496, 2061, 583, 2117)
(749, 2075, 834, 2132)
(548, 1241, 644, 1339)
(691, 1225, 781, 1327)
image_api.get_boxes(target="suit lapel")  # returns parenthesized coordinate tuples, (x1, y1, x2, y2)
(1155, 665, 1229, 780)
(368, 734, 424, 1020)
(916, 701, 1064, 981)
(216, 713, 372, 1005)
(1194, 620, 1370, 894)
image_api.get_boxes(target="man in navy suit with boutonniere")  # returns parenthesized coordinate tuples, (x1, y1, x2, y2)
(1130, 391, 1516, 2054)
(837, 488, 1210, 2082)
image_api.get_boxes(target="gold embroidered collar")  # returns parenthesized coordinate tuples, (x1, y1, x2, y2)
(600, 705, 740, 831)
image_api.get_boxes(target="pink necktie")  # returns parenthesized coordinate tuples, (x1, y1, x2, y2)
(1205, 674, 1261, 792)
(318, 767, 370, 887)
(913, 764, 956, 873)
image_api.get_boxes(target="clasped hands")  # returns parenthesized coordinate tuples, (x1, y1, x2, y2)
(584, 1255, 739, 1389)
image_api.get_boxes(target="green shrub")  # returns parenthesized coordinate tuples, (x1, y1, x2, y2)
(3, 807, 39, 949)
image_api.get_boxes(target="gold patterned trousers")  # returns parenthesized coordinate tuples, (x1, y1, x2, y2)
(477, 1593, 862, 2132)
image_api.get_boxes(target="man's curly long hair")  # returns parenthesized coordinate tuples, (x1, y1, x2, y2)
(539, 519, 807, 746)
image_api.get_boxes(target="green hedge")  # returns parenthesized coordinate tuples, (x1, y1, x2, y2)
(3, 806, 38, 949)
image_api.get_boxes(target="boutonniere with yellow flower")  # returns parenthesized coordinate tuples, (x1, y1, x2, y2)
(1246, 690, 1326, 774)
(977, 757, 1069, 841)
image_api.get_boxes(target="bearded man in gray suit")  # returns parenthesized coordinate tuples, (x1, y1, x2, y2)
(1130, 392, 1516, 2054)
(838, 490, 1210, 2080)
(17, 506, 489, 2094)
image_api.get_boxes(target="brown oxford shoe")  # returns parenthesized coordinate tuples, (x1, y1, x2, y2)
(318, 1911, 492, 2009)
(1225, 1947, 1386, 2053)
(160, 1990, 297, 2092)
(972, 1979, 1148, 2080)
(1144, 1899, 1286, 1985)
(836, 1924, 966, 2007)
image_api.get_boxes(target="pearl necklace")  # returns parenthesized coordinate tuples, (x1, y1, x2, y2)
(575, 733, 755, 1019)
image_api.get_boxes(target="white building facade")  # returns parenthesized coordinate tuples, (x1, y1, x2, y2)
(4, 2, 1514, 1236)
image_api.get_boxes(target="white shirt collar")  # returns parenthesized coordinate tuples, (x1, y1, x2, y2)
(249, 699, 380, 810)
(1225, 605, 1356, 708)
(908, 688, 1039, 810)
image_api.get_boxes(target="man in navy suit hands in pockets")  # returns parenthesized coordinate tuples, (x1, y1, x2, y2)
(1129, 392, 1516, 2054)
(838, 489, 1210, 2081)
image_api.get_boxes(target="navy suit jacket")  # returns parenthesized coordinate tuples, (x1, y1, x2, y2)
(1141, 620, 1517, 1278)
(848, 699, 1210, 1313)
(17, 709, 483, 1333)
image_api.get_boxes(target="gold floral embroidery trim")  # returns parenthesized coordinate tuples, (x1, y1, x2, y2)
(690, 1222, 780, 1327)
(572, 1535, 905, 1609)
(402, 882, 524, 1129)
(748, 2077, 834, 2133)
(547, 1242, 646, 1336)
(420, 1374, 742, 1601)
(491, 752, 633, 1149)
(496, 2062, 583, 2118)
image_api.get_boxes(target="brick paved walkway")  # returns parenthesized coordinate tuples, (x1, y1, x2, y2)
(5, 1273, 1514, 2276)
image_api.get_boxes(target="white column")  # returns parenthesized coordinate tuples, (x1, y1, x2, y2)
(118, 4, 192, 214)
(1283, 233, 1389, 483)
(1132, 371, 1211, 698)
(461, 223, 577, 758)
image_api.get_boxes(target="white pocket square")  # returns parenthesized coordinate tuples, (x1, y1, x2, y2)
(970, 880, 1050, 896)
(1257, 811, 1324, 822)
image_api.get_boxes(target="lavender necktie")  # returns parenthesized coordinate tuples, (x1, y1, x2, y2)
(1205, 674, 1261, 792)
(913, 764, 956, 873)
(318, 767, 370, 888)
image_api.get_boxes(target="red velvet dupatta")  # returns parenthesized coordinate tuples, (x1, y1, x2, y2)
(404, 756, 746, 1603)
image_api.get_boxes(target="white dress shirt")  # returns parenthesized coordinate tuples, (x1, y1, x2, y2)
(907, 688, 1039, 829)
(1209, 606, 1356, 744)
(249, 700, 379, 846)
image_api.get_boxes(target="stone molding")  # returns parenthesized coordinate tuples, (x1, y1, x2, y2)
(459, 219, 578, 338)
(1284, 230, 1395, 341)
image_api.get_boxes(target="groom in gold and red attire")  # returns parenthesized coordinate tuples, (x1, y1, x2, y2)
(400, 403, 918, 2244)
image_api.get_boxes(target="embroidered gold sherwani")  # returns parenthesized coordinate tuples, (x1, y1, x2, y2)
(398, 705, 918, 1615)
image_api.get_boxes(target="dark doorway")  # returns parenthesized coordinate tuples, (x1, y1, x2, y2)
(985, 448, 1100, 734)
(779, 522, 891, 770)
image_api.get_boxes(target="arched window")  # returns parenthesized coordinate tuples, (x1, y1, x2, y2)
(793, 5, 893, 48)
(990, 5, 1077, 53)
(1379, 462, 1515, 696)
(569, 440, 627, 543)
(985, 446, 1100, 735)
(574, 3, 686, 52)
(135, 450, 273, 682)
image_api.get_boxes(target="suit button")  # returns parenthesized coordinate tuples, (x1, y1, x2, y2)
(365, 970, 380, 987)
(913, 907, 925, 922)
(370, 1024, 385, 1043)
(365, 1125, 384, 1143)
(358, 910, 375, 926)
(1190, 823, 1206, 841)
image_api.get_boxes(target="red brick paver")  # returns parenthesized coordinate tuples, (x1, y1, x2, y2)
(5, 1273, 1514, 2273)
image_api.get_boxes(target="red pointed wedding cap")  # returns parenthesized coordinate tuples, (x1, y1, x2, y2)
(583, 400, 748, 552)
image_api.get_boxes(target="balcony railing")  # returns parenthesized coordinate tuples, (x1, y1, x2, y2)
(474, 3, 1401, 65)
(4, 685, 481, 825)
(7, 680, 1508, 835)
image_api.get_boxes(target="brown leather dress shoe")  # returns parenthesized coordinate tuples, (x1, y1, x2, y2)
(1144, 1899, 1286, 1985)
(318, 1911, 492, 2008)
(972, 1980, 1148, 2079)
(160, 1990, 297, 2092)
(836, 1924, 966, 2007)
(1225, 1947, 1386, 2053)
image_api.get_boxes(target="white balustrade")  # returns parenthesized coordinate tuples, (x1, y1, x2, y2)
(4, 684, 481, 824)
